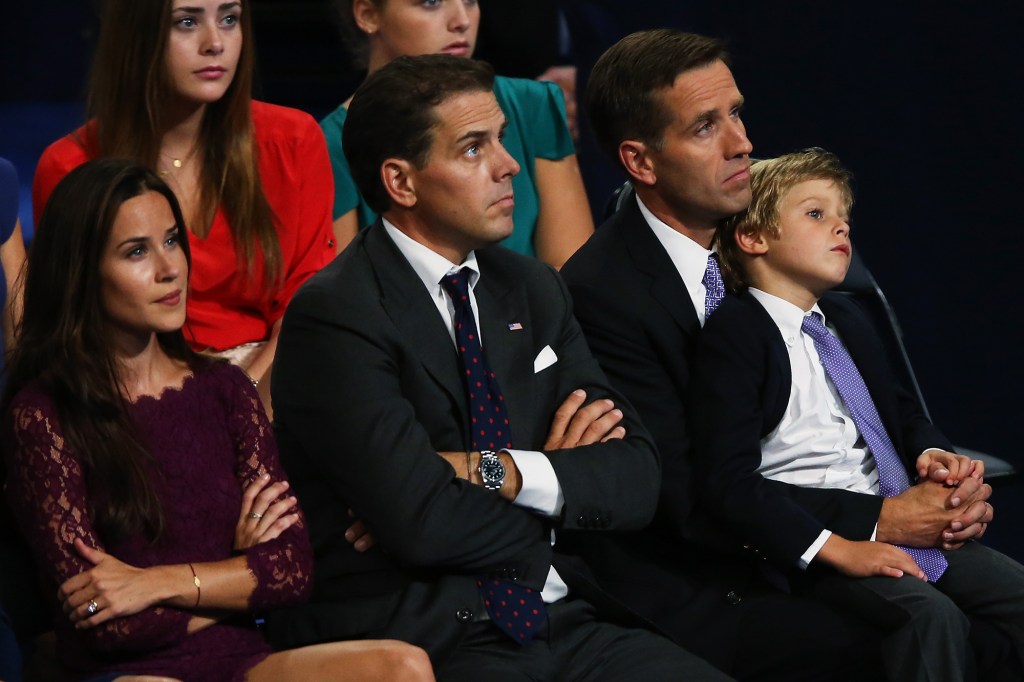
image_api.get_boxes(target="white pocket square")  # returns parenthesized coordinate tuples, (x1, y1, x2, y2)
(533, 345, 558, 373)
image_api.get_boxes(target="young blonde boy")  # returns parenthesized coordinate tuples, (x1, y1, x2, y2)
(689, 148, 1024, 681)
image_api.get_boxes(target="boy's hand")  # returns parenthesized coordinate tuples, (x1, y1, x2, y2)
(916, 450, 983, 486)
(817, 535, 926, 580)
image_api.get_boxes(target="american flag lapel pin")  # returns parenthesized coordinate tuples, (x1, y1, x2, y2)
(508, 322, 524, 331)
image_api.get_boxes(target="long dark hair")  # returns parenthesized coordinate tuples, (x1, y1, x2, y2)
(83, 0, 281, 286)
(4, 159, 208, 543)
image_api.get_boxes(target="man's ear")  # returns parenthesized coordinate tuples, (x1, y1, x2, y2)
(353, 0, 380, 34)
(734, 226, 769, 256)
(381, 159, 417, 208)
(618, 140, 656, 186)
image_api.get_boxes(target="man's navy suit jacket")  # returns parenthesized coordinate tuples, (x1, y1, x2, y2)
(266, 221, 660, 666)
(560, 198, 946, 663)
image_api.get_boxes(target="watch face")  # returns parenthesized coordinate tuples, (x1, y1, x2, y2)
(480, 454, 506, 488)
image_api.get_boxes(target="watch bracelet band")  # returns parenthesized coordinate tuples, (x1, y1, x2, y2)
(478, 450, 505, 490)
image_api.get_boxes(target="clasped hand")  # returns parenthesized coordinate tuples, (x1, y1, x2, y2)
(878, 450, 992, 550)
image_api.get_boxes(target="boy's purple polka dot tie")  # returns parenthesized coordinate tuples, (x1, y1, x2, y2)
(801, 312, 947, 582)
(703, 253, 725, 319)
(441, 269, 546, 644)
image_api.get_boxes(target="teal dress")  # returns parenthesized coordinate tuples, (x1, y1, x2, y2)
(321, 76, 574, 258)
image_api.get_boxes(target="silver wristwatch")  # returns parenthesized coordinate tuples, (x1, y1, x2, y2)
(478, 450, 506, 490)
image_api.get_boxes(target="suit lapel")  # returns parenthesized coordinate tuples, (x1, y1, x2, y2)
(365, 224, 468, 417)
(619, 200, 702, 338)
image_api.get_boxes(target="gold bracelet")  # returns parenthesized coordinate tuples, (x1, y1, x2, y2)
(465, 450, 472, 482)
(188, 562, 201, 608)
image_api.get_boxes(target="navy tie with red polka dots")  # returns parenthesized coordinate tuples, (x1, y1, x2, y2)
(441, 269, 546, 645)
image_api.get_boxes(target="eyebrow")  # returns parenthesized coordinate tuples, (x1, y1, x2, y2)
(456, 131, 487, 146)
(690, 97, 745, 127)
(455, 119, 509, 146)
(115, 225, 177, 249)
(173, 2, 241, 13)
(794, 194, 850, 216)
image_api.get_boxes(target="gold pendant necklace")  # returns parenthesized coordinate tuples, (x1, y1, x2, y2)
(160, 144, 197, 175)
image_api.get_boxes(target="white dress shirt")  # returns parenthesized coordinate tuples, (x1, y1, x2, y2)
(384, 220, 568, 601)
(636, 195, 716, 327)
(750, 288, 881, 566)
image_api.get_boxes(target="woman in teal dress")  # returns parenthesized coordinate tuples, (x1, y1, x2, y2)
(323, 0, 593, 268)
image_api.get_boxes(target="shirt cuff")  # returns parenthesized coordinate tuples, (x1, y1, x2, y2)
(798, 529, 833, 569)
(505, 449, 564, 517)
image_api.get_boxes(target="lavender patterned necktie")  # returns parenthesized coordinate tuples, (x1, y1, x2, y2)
(801, 312, 948, 582)
(703, 253, 725, 319)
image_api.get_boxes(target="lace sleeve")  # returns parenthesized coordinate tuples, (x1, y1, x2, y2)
(225, 369, 313, 609)
(3, 395, 192, 654)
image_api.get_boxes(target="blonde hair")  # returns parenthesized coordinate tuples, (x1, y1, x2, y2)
(717, 147, 853, 290)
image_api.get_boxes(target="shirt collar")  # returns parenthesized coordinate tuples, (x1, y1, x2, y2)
(749, 287, 826, 341)
(383, 218, 481, 293)
(636, 194, 714, 292)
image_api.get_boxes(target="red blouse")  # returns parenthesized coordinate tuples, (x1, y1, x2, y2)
(33, 101, 337, 351)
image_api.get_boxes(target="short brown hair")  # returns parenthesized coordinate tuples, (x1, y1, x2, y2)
(343, 54, 495, 214)
(717, 148, 854, 290)
(586, 29, 726, 164)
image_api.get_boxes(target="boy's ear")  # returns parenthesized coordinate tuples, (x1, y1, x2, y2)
(618, 140, 656, 186)
(734, 226, 769, 256)
(382, 159, 417, 208)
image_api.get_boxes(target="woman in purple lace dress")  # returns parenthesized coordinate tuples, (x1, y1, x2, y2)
(1, 160, 433, 682)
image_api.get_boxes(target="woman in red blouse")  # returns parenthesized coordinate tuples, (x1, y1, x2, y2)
(4, 160, 432, 682)
(32, 0, 338, 418)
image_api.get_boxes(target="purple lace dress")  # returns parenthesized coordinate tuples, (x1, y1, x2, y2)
(3, 362, 313, 681)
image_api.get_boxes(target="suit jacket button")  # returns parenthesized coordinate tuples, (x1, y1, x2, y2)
(577, 514, 588, 528)
(455, 608, 474, 623)
(725, 590, 742, 605)
(509, 568, 520, 580)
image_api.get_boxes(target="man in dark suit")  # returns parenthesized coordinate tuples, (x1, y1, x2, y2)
(559, 30, 996, 681)
(267, 54, 729, 681)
